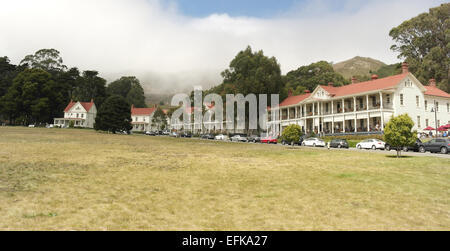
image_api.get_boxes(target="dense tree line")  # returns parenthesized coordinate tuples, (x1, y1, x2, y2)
(0, 49, 147, 125)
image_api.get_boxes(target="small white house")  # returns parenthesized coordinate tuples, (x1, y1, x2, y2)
(54, 100, 97, 128)
(131, 105, 157, 132)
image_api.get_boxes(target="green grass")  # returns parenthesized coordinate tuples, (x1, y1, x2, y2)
(0, 127, 449, 230)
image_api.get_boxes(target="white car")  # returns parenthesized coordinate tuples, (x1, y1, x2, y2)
(231, 135, 248, 142)
(356, 139, 386, 150)
(302, 138, 326, 147)
(215, 134, 229, 141)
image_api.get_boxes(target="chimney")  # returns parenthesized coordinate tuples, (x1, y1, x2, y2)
(90, 98, 94, 103)
(429, 78, 436, 87)
(304, 90, 311, 94)
(351, 77, 358, 84)
(402, 62, 409, 74)
(288, 89, 293, 97)
(328, 82, 334, 87)
(131, 104, 135, 109)
(371, 74, 379, 80)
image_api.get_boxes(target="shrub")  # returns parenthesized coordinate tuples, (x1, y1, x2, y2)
(282, 125, 303, 143)
(384, 114, 416, 158)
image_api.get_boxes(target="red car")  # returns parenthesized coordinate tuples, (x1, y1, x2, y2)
(261, 136, 278, 144)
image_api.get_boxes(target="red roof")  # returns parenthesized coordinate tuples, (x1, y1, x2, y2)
(280, 93, 312, 107)
(319, 73, 409, 97)
(424, 85, 450, 98)
(131, 107, 157, 116)
(64, 101, 95, 112)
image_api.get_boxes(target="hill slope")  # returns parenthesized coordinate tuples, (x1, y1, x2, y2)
(333, 56, 387, 79)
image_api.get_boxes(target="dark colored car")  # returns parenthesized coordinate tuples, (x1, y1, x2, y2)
(248, 135, 261, 143)
(419, 138, 450, 154)
(201, 134, 215, 140)
(281, 137, 303, 146)
(329, 139, 349, 149)
(181, 132, 192, 138)
(402, 139, 424, 152)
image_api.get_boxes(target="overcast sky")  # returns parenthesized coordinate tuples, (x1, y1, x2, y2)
(0, 0, 446, 93)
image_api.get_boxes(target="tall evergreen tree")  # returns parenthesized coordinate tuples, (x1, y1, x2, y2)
(94, 95, 132, 133)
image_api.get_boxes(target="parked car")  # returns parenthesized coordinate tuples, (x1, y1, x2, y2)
(181, 132, 192, 138)
(170, 132, 178, 137)
(329, 139, 349, 149)
(231, 135, 248, 142)
(215, 134, 229, 141)
(146, 131, 156, 136)
(28, 125, 35, 128)
(248, 135, 261, 143)
(400, 139, 424, 152)
(356, 139, 385, 150)
(302, 138, 326, 147)
(261, 136, 278, 144)
(201, 134, 215, 140)
(419, 138, 450, 154)
(281, 137, 303, 146)
(162, 130, 170, 136)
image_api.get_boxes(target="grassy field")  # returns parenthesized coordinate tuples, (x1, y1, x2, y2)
(0, 127, 449, 230)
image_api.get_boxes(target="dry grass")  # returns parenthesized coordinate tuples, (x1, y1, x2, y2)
(0, 127, 449, 230)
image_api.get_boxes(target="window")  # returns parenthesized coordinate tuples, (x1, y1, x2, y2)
(400, 94, 404, 105)
(325, 103, 329, 113)
(438, 120, 440, 127)
(436, 102, 439, 112)
(425, 100, 428, 110)
(426, 119, 429, 127)
(405, 79, 413, 87)
(386, 95, 390, 104)
(359, 98, 363, 108)
(447, 103, 449, 112)
(372, 96, 377, 107)
(416, 96, 419, 107)
(417, 116, 421, 128)
(76, 113, 79, 118)
(81, 114, 84, 118)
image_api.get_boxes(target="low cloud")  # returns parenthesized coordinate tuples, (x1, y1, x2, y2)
(0, 0, 445, 94)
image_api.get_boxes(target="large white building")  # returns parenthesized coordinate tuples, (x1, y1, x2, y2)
(269, 63, 450, 136)
(54, 100, 97, 128)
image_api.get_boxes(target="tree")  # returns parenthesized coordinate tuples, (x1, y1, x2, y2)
(73, 70, 107, 107)
(384, 114, 417, 158)
(218, 46, 284, 104)
(106, 76, 147, 108)
(20, 49, 67, 72)
(281, 124, 303, 145)
(1, 68, 67, 125)
(151, 107, 167, 131)
(284, 61, 349, 93)
(389, 3, 450, 92)
(94, 95, 132, 133)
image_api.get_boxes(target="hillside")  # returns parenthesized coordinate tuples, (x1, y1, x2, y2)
(333, 56, 387, 79)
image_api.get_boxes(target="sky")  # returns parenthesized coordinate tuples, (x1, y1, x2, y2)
(0, 0, 446, 94)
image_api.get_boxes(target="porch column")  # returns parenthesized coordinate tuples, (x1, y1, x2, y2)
(367, 114, 370, 132)
(295, 106, 298, 119)
(342, 99, 345, 113)
(354, 115, 357, 133)
(332, 117, 335, 134)
(331, 101, 334, 115)
(380, 92, 385, 131)
(353, 97, 357, 112)
(366, 95, 369, 111)
(312, 103, 315, 117)
(287, 108, 290, 121)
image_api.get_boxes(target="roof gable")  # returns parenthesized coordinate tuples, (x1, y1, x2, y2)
(64, 101, 95, 113)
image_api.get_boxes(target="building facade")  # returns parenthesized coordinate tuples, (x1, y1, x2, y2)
(54, 100, 97, 128)
(269, 63, 450, 136)
(131, 106, 157, 132)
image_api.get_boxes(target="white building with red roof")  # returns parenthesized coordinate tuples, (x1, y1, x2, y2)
(54, 100, 97, 128)
(131, 105, 157, 132)
(270, 63, 450, 136)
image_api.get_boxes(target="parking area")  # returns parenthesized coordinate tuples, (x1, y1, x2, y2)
(151, 133, 450, 159)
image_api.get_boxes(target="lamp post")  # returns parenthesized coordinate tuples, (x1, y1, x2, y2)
(431, 100, 438, 137)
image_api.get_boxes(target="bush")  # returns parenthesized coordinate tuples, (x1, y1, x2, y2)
(282, 125, 303, 143)
(384, 114, 416, 158)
